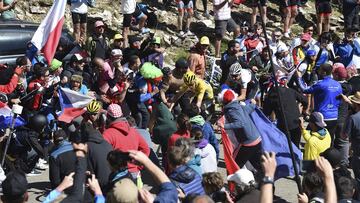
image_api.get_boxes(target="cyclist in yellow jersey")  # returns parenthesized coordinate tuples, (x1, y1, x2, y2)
(170, 71, 213, 108)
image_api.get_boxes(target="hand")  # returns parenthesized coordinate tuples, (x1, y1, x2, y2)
(88, 174, 103, 195)
(297, 193, 309, 203)
(87, 91, 96, 98)
(152, 86, 159, 94)
(73, 143, 88, 157)
(57, 172, 75, 192)
(124, 81, 130, 90)
(299, 117, 304, 129)
(128, 150, 150, 165)
(250, 99, 256, 104)
(139, 189, 155, 203)
(61, 76, 68, 84)
(14, 67, 24, 76)
(315, 156, 333, 179)
(261, 151, 277, 177)
(10, 98, 20, 104)
(10, 0, 17, 8)
(177, 188, 186, 199)
(296, 70, 302, 78)
(101, 94, 111, 104)
(251, 66, 258, 72)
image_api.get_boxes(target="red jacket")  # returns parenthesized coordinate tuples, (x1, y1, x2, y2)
(0, 74, 18, 94)
(103, 119, 150, 173)
(28, 79, 46, 111)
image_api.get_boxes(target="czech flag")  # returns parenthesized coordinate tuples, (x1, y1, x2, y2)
(31, 0, 67, 65)
(0, 102, 26, 129)
(58, 88, 93, 123)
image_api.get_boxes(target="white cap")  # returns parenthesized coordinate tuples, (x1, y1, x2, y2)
(111, 49, 122, 56)
(73, 53, 83, 61)
(227, 169, 255, 188)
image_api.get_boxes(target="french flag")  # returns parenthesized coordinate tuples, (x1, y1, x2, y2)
(58, 87, 93, 123)
(31, 0, 67, 65)
(0, 102, 26, 129)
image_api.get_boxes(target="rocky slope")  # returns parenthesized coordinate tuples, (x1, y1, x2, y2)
(15, 0, 344, 64)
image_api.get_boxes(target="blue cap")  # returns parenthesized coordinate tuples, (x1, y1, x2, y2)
(306, 50, 316, 57)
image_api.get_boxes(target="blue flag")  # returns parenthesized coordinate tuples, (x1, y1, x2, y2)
(250, 107, 302, 179)
(0, 115, 27, 129)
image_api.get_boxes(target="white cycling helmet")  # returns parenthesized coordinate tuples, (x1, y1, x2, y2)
(229, 63, 242, 75)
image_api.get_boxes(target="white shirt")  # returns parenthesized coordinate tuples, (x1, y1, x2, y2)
(122, 0, 136, 14)
(194, 144, 217, 173)
(70, 0, 88, 14)
(213, 0, 231, 21)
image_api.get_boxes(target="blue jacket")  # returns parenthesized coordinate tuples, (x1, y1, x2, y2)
(334, 42, 353, 67)
(298, 76, 342, 120)
(169, 165, 205, 196)
(154, 182, 179, 203)
(224, 102, 261, 145)
(315, 48, 334, 69)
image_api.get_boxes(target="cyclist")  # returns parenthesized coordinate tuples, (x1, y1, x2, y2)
(82, 100, 106, 132)
(169, 71, 213, 110)
(221, 63, 257, 101)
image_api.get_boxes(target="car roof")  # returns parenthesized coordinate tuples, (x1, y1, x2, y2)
(0, 19, 39, 29)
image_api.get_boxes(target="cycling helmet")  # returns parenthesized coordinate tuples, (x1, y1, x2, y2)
(229, 63, 242, 75)
(29, 114, 47, 132)
(87, 100, 102, 114)
(183, 71, 196, 86)
(175, 58, 189, 70)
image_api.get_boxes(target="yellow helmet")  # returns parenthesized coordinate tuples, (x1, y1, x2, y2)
(87, 100, 102, 114)
(183, 71, 196, 86)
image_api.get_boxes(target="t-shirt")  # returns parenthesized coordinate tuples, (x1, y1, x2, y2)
(1, 0, 15, 19)
(70, 0, 88, 14)
(121, 0, 136, 14)
(213, 0, 231, 21)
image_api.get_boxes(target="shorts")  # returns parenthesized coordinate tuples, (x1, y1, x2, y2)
(250, 0, 267, 7)
(71, 12, 87, 24)
(316, 1, 331, 15)
(123, 6, 145, 27)
(282, 0, 300, 8)
(215, 18, 238, 39)
(177, 0, 193, 12)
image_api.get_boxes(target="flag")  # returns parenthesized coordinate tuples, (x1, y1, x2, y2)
(220, 105, 302, 180)
(31, 0, 67, 65)
(58, 87, 93, 123)
(0, 102, 26, 129)
(250, 107, 302, 179)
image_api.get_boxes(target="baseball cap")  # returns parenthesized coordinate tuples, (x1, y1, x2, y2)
(309, 112, 327, 128)
(53, 129, 67, 144)
(113, 34, 124, 41)
(129, 35, 143, 44)
(306, 50, 316, 57)
(71, 53, 84, 62)
(111, 49, 123, 56)
(106, 178, 138, 203)
(107, 103, 123, 118)
(50, 59, 62, 72)
(227, 169, 255, 189)
(301, 33, 311, 41)
(152, 37, 161, 45)
(333, 63, 347, 79)
(2, 170, 28, 200)
(200, 36, 210, 45)
(71, 74, 83, 83)
(94, 20, 105, 28)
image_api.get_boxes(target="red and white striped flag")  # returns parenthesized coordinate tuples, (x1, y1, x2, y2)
(31, 0, 67, 65)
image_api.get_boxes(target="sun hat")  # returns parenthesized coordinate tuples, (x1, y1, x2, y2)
(349, 91, 360, 105)
(227, 169, 255, 189)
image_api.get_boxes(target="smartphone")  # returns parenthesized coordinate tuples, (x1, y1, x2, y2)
(301, 160, 316, 173)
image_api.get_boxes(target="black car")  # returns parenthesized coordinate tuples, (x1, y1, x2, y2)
(0, 19, 78, 65)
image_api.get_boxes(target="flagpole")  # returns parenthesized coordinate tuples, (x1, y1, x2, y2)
(256, 1, 303, 193)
